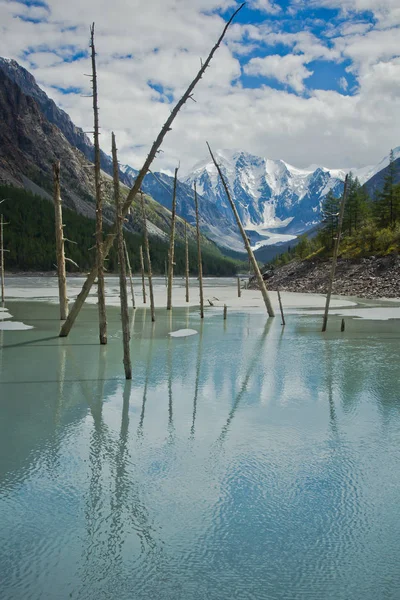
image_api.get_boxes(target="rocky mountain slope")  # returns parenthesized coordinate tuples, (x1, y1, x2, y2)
(256, 254, 400, 299)
(0, 59, 219, 251)
(0, 57, 131, 186)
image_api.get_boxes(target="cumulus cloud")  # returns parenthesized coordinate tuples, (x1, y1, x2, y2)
(244, 54, 313, 93)
(0, 0, 399, 173)
(247, 0, 281, 14)
(293, 0, 400, 27)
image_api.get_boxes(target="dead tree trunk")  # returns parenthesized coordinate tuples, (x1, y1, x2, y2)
(194, 183, 204, 319)
(53, 162, 68, 320)
(58, 4, 244, 337)
(185, 220, 190, 303)
(90, 23, 107, 345)
(207, 142, 275, 318)
(123, 240, 135, 309)
(112, 132, 132, 379)
(277, 290, 286, 326)
(167, 167, 178, 310)
(140, 192, 155, 322)
(237, 276, 241, 298)
(322, 174, 349, 332)
(0, 214, 4, 304)
(140, 245, 146, 304)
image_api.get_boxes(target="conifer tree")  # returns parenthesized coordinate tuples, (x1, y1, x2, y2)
(321, 190, 340, 249)
(375, 149, 398, 228)
(343, 174, 369, 235)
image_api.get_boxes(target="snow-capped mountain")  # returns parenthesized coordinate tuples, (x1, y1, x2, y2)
(183, 150, 377, 251)
(125, 147, 400, 253)
(121, 163, 245, 251)
(185, 151, 342, 238)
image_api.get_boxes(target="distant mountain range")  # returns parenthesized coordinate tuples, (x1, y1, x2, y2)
(0, 56, 398, 258)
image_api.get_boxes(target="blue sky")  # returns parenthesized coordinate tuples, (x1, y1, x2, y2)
(229, 1, 374, 96)
(1, 0, 399, 171)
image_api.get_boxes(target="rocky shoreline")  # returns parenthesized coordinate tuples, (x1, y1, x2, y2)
(252, 254, 400, 299)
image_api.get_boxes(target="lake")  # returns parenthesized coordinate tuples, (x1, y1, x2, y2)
(1, 280, 400, 599)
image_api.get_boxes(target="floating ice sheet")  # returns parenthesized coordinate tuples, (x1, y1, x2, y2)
(0, 321, 34, 330)
(305, 306, 400, 321)
(169, 329, 198, 338)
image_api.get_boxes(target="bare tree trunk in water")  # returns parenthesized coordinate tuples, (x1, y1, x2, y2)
(112, 132, 132, 379)
(207, 142, 275, 318)
(194, 183, 204, 319)
(322, 174, 349, 332)
(58, 4, 244, 337)
(140, 245, 146, 304)
(167, 167, 178, 310)
(53, 162, 68, 320)
(277, 290, 285, 326)
(140, 193, 155, 322)
(0, 214, 4, 304)
(123, 240, 135, 309)
(90, 23, 107, 344)
(185, 220, 190, 303)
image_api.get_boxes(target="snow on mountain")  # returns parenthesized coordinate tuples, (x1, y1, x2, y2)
(353, 146, 400, 185)
(124, 147, 400, 253)
(184, 150, 349, 250)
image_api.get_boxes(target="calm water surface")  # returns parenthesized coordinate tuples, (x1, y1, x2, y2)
(0, 300, 400, 600)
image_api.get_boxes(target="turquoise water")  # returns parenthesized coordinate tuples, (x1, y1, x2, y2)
(1, 301, 400, 600)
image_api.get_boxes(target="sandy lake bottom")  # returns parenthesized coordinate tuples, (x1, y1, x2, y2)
(0, 277, 400, 599)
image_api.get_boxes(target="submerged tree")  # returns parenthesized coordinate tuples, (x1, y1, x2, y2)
(90, 23, 107, 345)
(112, 132, 132, 379)
(53, 162, 68, 320)
(167, 167, 178, 310)
(59, 3, 244, 338)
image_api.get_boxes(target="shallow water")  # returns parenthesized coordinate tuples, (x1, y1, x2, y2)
(1, 299, 400, 600)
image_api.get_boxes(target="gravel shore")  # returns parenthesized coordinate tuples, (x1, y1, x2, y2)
(254, 254, 400, 299)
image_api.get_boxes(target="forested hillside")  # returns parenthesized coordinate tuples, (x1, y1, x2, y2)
(0, 185, 239, 276)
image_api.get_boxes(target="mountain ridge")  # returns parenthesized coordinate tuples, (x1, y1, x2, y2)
(0, 56, 398, 258)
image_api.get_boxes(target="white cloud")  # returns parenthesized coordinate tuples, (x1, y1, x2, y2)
(0, 0, 399, 175)
(248, 0, 281, 14)
(338, 76, 348, 91)
(293, 0, 400, 27)
(259, 31, 340, 62)
(244, 54, 313, 93)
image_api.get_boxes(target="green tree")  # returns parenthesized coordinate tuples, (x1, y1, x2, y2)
(374, 149, 399, 228)
(321, 190, 340, 249)
(343, 173, 370, 235)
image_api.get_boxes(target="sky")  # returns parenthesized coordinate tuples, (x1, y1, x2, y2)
(1, 0, 400, 174)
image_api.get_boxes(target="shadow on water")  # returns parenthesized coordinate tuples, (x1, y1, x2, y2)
(2, 335, 62, 349)
(137, 323, 155, 437)
(190, 321, 204, 438)
(323, 339, 339, 439)
(217, 319, 273, 445)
